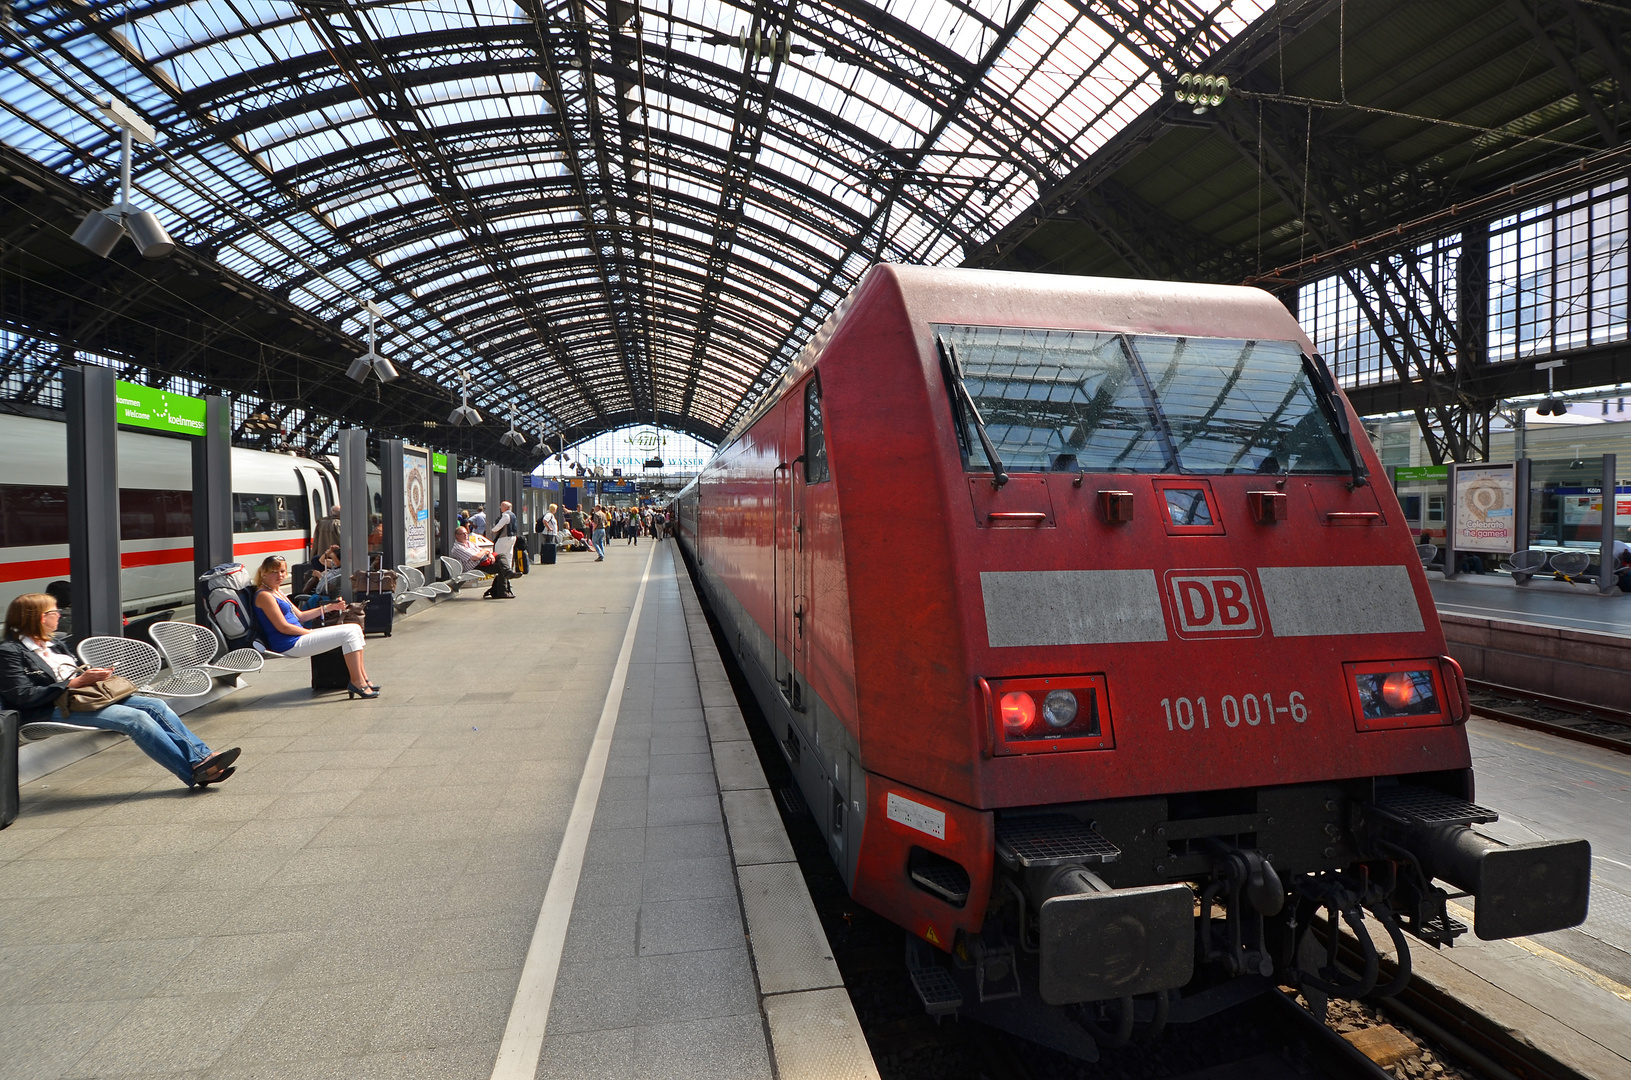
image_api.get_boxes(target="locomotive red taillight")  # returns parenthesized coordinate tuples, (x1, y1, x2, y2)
(999, 691, 1036, 734)
(1381, 672, 1419, 709)
(1346, 660, 1453, 730)
(982, 676, 1113, 755)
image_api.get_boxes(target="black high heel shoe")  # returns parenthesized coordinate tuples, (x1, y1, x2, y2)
(348, 682, 380, 699)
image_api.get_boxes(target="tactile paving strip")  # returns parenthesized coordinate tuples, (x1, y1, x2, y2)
(1371, 786, 1498, 827)
(995, 814, 1121, 868)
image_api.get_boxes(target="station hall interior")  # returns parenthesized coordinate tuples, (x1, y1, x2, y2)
(3, 2, 1631, 1079)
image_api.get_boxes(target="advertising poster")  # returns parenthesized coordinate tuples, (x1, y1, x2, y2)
(1451, 464, 1516, 554)
(404, 449, 430, 566)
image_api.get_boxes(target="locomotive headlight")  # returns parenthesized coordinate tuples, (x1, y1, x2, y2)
(1042, 689, 1078, 728)
(999, 692, 1036, 733)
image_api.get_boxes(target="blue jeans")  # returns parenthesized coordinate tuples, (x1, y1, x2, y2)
(592, 528, 606, 557)
(76, 695, 212, 786)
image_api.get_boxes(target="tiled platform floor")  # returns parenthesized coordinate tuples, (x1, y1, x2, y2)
(0, 538, 768, 1080)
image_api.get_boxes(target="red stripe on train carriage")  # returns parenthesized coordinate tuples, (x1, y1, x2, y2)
(1, 538, 305, 583)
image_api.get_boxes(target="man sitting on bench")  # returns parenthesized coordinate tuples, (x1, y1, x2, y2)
(452, 526, 511, 577)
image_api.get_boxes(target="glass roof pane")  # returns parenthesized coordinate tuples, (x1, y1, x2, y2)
(1, 0, 1274, 441)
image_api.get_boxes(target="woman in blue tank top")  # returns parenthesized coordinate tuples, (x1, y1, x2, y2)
(251, 556, 379, 699)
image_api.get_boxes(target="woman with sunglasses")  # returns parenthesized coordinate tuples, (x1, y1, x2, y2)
(0, 594, 240, 787)
(250, 556, 379, 699)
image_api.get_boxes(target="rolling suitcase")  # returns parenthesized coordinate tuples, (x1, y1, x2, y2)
(310, 648, 351, 692)
(1, 709, 19, 829)
(352, 591, 394, 636)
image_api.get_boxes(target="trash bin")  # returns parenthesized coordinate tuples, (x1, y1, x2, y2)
(540, 538, 558, 565)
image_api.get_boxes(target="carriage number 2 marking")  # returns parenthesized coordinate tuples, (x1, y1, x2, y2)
(1160, 692, 1307, 731)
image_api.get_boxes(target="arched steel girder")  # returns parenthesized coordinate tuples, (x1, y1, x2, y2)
(370, 209, 827, 329)
(5, 0, 1279, 448)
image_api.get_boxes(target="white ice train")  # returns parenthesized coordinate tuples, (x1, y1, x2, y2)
(0, 413, 341, 617)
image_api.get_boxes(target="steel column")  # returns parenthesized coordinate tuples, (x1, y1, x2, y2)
(437, 453, 458, 558)
(338, 428, 370, 584)
(485, 464, 501, 539)
(192, 394, 234, 586)
(1600, 454, 1618, 594)
(380, 438, 406, 574)
(62, 365, 122, 642)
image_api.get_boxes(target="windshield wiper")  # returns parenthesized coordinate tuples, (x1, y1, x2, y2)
(1302, 351, 1370, 489)
(937, 336, 1008, 488)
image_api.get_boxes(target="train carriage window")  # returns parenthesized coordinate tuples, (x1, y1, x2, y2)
(934, 325, 1354, 476)
(120, 489, 193, 540)
(0, 485, 70, 547)
(804, 377, 830, 483)
(233, 493, 309, 533)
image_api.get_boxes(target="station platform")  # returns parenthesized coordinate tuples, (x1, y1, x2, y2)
(1429, 575, 1631, 638)
(0, 541, 875, 1080)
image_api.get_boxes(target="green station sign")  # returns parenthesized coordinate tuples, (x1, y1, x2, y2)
(115, 380, 206, 436)
(1394, 465, 1448, 482)
(432, 452, 448, 474)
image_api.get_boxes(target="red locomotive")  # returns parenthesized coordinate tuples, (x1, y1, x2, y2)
(674, 265, 1588, 1054)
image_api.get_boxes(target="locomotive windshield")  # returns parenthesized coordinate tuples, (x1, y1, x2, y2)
(935, 325, 1354, 475)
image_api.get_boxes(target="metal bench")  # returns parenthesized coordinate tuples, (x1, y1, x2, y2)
(20, 636, 211, 743)
(149, 621, 264, 680)
(440, 555, 484, 592)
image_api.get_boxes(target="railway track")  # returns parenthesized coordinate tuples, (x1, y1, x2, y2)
(1467, 680, 1631, 754)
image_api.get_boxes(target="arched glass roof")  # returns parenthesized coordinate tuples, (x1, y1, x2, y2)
(1, 0, 1273, 443)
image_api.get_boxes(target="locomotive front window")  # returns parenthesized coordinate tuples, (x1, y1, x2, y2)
(935, 325, 1353, 476)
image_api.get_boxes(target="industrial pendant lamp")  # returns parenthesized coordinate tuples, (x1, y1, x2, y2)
(70, 99, 174, 260)
(448, 369, 482, 426)
(532, 422, 551, 456)
(499, 404, 526, 448)
(346, 305, 400, 384)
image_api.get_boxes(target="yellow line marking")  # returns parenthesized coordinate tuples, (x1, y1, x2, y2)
(1467, 725, 1631, 780)
(1446, 901, 1631, 1003)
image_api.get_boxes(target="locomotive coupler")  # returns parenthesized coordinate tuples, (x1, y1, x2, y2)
(1029, 864, 1194, 1005)
(1198, 842, 1283, 978)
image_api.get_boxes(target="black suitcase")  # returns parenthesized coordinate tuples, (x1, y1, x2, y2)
(352, 591, 394, 637)
(1, 709, 19, 829)
(310, 647, 351, 692)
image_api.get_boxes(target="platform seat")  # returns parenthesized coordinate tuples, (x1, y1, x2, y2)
(149, 621, 264, 681)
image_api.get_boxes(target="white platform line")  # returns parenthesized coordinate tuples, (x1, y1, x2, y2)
(490, 543, 658, 1080)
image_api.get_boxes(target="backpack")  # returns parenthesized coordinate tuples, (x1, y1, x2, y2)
(199, 563, 256, 646)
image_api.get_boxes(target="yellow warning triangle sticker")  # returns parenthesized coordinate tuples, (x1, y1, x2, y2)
(924, 925, 941, 946)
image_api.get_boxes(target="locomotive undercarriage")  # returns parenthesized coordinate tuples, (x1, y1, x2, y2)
(910, 773, 1591, 1059)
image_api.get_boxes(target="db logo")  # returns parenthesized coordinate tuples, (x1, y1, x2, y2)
(1163, 570, 1263, 639)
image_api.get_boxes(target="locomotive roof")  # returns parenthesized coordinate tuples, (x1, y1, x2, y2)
(724, 264, 1320, 448)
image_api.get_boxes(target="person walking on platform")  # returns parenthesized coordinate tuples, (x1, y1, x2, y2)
(312, 504, 341, 561)
(0, 594, 242, 788)
(591, 505, 609, 561)
(470, 507, 487, 537)
(250, 557, 379, 699)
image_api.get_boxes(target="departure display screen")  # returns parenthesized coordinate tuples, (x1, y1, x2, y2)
(935, 325, 1353, 476)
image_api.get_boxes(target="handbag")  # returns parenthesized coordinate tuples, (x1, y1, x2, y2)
(315, 601, 367, 629)
(351, 569, 397, 594)
(57, 671, 139, 717)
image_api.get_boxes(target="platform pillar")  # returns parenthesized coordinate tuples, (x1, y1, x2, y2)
(1442, 465, 1459, 579)
(1512, 458, 1531, 556)
(436, 452, 457, 558)
(192, 395, 234, 584)
(380, 438, 405, 573)
(484, 464, 501, 539)
(338, 428, 369, 583)
(1600, 453, 1617, 594)
(63, 365, 122, 642)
